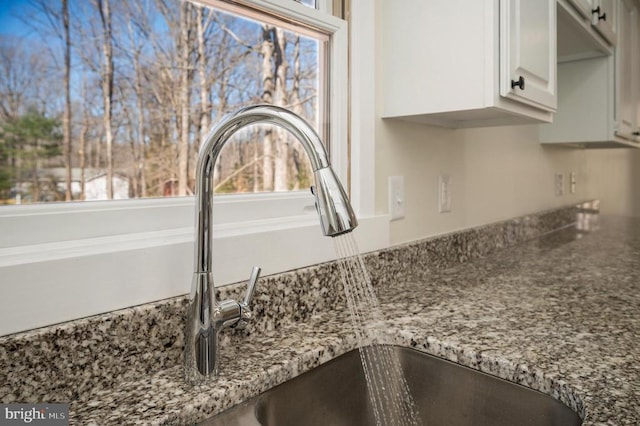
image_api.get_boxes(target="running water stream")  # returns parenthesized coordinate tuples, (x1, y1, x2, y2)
(333, 233, 422, 426)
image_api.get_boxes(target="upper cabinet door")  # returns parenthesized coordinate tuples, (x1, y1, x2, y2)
(616, 0, 637, 139)
(636, 8, 640, 139)
(500, 0, 557, 111)
(568, 0, 594, 18)
(591, 0, 618, 45)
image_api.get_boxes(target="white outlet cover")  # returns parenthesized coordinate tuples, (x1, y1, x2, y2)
(389, 176, 405, 221)
(570, 172, 576, 194)
(439, 174, 452, 213)
(555, 173, 565, 196)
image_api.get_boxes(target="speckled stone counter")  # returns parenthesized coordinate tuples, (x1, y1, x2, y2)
(2, 201, 639, 425)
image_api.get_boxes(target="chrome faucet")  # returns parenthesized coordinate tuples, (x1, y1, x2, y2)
(184, 104, 358, 383)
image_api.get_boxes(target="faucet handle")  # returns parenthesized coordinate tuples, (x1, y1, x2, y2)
(243, 266, 261, 305)
(236, 266, 261, 330)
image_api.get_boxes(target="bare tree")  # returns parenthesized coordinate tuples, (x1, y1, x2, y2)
(78, 75, 90, 200)
(273, 27, 289, 192)
(196, 5, 212, 141)
(121, 0, 151, 197)
(177, 1, 192, 196)
(289, 35, 304, 190)
(19, 0, 75, 200)
(0, 39, 35, 121)
(260, 24, 275, 191)
(62, 0, 73, 201)
(96, 0, 115, 199)
(206, 10, 254, 189)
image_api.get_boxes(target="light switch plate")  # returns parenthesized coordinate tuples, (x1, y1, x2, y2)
(570, 171, 576, 194)
(389, 176, 405, 221)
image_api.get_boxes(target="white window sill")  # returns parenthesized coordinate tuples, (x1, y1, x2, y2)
(0, 213, 389, 336)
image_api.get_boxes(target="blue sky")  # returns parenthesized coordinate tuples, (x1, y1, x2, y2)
(0, 0, 35, 38)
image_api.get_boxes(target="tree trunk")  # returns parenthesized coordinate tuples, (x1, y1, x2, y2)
(97, 0, 114, 199)
(177, 1, 191, 196)
(212, 66, 229, 188)
(196, 5, 210, 143)
(253, 136, 259, 192)
(120, 93, 139, 198)
(62, 0, 72, 201)
(290, 35, 304, 190)
(78, 125, 87, 200)
(32, 137, 42, 202)
(193, 5, 212, 191)
(136, 85, 147, 198)
(79, 77, 89, 200)
(273, 28, 289, 192)
(261, 25, 275, 191)
(133, 51, 147, 198)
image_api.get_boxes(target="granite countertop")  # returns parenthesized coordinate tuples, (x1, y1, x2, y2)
(375, 218, 640, 426)
(2, 204, 639, 425)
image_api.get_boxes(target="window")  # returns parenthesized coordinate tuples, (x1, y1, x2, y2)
(0, 0, 328, 203)
(0, 0, 348, 235)
(0, 0, 384, 336)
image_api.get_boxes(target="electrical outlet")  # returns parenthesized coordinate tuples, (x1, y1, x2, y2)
(555, 173, 565, 196)
(388, 176, 405, 221)
(570, 172, 576, 194)
(439, 174, 452, 213)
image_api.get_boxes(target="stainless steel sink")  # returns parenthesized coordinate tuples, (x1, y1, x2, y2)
(199, 345, 582, 426)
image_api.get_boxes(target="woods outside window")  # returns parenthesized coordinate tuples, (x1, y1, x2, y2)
(0, 0, 338, 204)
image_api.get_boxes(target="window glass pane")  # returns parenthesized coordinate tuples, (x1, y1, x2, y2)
(0, 0, 325, 204)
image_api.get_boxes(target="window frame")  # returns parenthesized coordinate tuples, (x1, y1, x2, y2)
(0, 0, 382, 336)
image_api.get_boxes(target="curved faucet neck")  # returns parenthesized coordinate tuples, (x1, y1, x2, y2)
(194, 105, 333, 275)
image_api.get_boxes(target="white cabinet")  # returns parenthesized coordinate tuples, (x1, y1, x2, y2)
(557, 0, 613, 62)
(500, 0, 557, 111)
(617, 0, 639, 140)
(567, 0, 594, 18)
(540, 0, 640, 147)
(592, 0, 618, 44)
(636, 9, 640, 137)
(381, 0, 556, 128)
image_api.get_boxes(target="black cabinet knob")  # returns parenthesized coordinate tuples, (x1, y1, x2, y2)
(592, 6, 606, 21)
(511, 76, 525, 90)
(632, 131, 640, 136)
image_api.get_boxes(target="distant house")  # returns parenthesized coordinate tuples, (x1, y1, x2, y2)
(12, 168, 130, 203)
(50, 168, 130, 200)
(84, 172, 130, 201)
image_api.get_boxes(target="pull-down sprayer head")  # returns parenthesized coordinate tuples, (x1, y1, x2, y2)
(311, 166, 357, 236)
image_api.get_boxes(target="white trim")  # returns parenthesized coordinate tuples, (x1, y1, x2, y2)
(316, 0, 332, 14)
(349, 0, 376, 216)
(0, 192, 321, 248)
(0, 215, 388, 336)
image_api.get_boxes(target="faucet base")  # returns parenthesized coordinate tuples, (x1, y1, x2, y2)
(184, 272, 219, 383)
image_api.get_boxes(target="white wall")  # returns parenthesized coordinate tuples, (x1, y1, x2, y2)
(584, 149, 640, 217)
(375, 119, 640, 245)
(373, 1, 640, 246)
